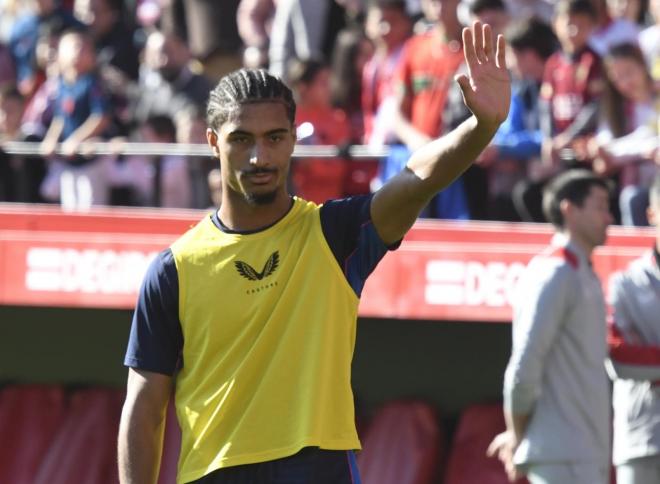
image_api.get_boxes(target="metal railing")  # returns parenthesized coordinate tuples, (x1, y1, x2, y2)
(1, 141, 392, 159)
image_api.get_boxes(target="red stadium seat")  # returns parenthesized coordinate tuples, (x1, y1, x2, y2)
(357, 400, 443, 484)
(0, 385, 67, 483)
(32, 387, 124, 484)
(444, 403, 528, 484)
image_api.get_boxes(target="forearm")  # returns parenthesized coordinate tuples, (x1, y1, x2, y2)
(561, 102, 599, 141)
(42, 117, 65, 145)
(407, 115, 498, 196)
(118, 399, 168, 484)
(66, 114, 110, 143)
(505, 409, 530, 444)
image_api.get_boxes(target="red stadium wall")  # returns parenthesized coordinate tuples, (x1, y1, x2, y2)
(0, 203, 654, 320)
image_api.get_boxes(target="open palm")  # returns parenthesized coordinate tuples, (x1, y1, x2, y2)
(456, 21, 511, 128)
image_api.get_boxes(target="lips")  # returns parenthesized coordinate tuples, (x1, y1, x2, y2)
(245, 170, 276, 185)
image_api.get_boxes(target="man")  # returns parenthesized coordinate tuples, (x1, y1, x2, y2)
(607, 174, 660, 484)
(488, 169, 614, 483)
(118, 22, 510, 484)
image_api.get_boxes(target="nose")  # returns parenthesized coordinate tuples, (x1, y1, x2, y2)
(248, 141, 270, 166)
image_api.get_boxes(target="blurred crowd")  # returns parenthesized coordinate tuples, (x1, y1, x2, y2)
(0, 0, 657, 224)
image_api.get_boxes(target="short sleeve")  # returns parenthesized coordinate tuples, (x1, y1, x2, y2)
(124, 249, 183, 375)
(320, 194, 400, 297)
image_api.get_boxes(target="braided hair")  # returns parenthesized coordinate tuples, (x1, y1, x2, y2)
(206, 69, 296, 131)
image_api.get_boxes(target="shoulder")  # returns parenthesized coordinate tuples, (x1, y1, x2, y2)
(613, 252, 656, 291)
(170, 214, 216, 258)
(526, 245, 581, 285)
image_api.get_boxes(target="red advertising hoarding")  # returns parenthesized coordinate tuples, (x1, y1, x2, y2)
(0, 205, 654, 321)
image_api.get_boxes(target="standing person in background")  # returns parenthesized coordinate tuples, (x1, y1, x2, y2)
(607, 173, 660, 484)
(489, 169, 613, 484)
(118, 21, 510, 484)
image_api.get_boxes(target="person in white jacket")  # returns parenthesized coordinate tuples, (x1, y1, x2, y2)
(489, 169, 614, 484)
(607, 174, 660, 484)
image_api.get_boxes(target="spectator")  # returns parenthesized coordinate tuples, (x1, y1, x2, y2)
(640, 0, 660, 85)
(207, 167, 222, 209)
(39, 29, 112, 209)
(0, 85, 47, 202)
(476, 16, 559, 221)
(330, 26, 378, 196)
(362, 0, 412, 147)
(390, 0, 467, 219)
(607, 173, 660, 484)
(132, 30, 213, 133)
(588, 0, 641, 56)
(268, 0, 349, 83)
(444, 0, 511, 220)
(540, 0, 604, 171)
(489, 169, 613, 484)
(8, 0, 84, 98)
(237, 0, 276, 68)
(73, 0, 140, 81)
(589, 42, 659, 225)
(288, 59, 351, 203)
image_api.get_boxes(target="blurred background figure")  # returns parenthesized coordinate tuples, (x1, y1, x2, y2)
(589, 43, 659, 226)
(288, 58, 351, 203)
(39, 29, 112, 210)
(640, 0, 660, 85)
(207, 167, 223, 209)
(237, 0, 276, 69)
(588, 0, 641, 57)
(0, 86, 47, 203)
(362, 0, 412, 147)
(9, 0, 84, 98)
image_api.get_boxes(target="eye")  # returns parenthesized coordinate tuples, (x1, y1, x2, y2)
(269, 133, 284, 143)
(231, 135, 250, 145)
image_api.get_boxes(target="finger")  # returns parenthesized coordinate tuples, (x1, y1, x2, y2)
(483, 23, 494, 61)
(496, 34, 506, 69)
(462, 27, 478, 70)
(486, 439, 499, 457)
(473, 20, 486, 63)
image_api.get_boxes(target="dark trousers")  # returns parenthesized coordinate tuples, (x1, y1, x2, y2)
(189, 447, 361, 484)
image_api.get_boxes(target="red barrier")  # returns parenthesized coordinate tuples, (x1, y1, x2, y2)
(0, 204, 654, 321)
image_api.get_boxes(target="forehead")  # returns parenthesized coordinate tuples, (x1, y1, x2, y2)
(584, 184, 610, 202)
(219, 102, 292, 135)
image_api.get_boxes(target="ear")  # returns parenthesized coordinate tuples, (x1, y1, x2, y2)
(206, 128, 220, 158)
(559, 198, 573, 225)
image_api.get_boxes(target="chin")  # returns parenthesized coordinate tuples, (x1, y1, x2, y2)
(245, 190, 278, 205)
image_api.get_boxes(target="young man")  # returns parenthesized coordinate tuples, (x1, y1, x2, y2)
(607, 174, 660, 484)
(118, 22, 510, 484)
(488, 169, 614, 484)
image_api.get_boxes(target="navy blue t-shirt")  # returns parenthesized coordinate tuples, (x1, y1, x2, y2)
(124, 194, 399, 376)
(54, 72, 109, 140)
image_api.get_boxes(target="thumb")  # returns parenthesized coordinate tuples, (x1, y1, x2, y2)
(454, 73, 472, 97)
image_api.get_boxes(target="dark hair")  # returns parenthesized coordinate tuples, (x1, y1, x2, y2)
(287, 59, 327, 87)
(145, 114, 176, 141)
(602, 43, 653, 138)
(206, 68, 296, 130)
(555, 0, 598, 19)
(650, 174, 660, 209)
(542, 169, 611, 228)
(330, 27, 367, 112)
(467, 0, 507, 15)
(505, 16, 558, 60)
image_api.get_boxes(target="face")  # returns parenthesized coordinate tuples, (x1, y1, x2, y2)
(207, 102, 296, 206)
(554, 13, 594, 53)
(565, 185, 613, 249)
(606, 56, 650, 101)
(606, 0, 640, 21)
(511, 47, 545, 81)
(366, 7, 410, 48)
(473, 9, 509, 37)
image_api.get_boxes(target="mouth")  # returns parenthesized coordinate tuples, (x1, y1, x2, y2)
(244, 170, 276, 185)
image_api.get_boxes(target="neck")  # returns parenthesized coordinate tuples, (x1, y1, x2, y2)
(218, 190, 292, 232)
(564, 230, 595, 258)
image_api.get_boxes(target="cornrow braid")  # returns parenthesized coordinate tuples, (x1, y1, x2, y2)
(206, 68, 296, 131)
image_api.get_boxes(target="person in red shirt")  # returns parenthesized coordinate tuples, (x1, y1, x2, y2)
(288, 59, 351, 203)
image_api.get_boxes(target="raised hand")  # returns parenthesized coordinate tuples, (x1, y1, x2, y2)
(455, 21, 511, 129)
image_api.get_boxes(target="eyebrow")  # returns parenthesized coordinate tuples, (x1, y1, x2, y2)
(227, 128, 290, 137)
